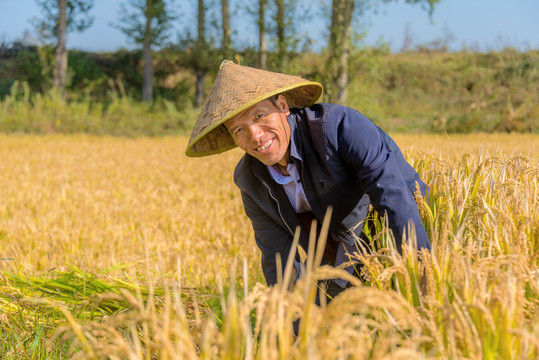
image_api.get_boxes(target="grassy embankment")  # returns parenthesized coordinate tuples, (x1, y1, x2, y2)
(0, 134, 537, 359)
(1, 49, 538, 134)
(344, 49, 539, 133)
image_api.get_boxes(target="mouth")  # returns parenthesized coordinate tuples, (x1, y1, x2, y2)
(256, 139, 274, 152)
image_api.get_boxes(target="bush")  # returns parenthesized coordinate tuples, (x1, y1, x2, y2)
(0, 81, 197, 136)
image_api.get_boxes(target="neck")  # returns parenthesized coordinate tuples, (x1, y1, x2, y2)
(275, 162, 289, 176)
(275, 148, 291, 175)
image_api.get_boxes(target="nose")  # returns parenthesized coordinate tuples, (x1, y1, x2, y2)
(247, 123, 264, 142)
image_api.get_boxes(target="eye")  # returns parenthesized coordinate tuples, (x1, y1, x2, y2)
(233, 127, 243, 137)
(255, 112, 265, 120)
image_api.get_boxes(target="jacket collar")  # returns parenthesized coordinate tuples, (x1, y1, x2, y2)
(287, 110, 303, 165)
(252, 156, 270, 182)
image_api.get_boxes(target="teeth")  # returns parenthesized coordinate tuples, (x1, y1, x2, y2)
(257, 139, 273, 151)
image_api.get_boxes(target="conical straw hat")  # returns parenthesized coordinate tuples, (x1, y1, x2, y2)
(185, 60, 323, 157)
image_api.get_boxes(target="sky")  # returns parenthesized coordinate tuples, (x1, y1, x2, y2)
(0, 0, 538, 53)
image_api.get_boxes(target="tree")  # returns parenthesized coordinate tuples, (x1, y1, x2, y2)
(249, 0, 303, 69)
(221, 0, 232, 59)
(275, 0, 286, 66)
(33, 0, 94, 98)
(55, 0, 67, 97)
(116, 0, 176, 102)
(326, 0, 440, 104)
(195, 0, 207, 107)
(326, 0, 354, 104)
(178, 0, 219, 107)
(258, 0, 268, 68)
(270, 0, 302, 69)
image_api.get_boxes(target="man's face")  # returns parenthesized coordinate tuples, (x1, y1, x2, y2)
(224, 95, 291, 167)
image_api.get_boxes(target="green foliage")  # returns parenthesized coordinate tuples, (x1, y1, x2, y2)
(0, 47, 51, 97)
(33, 0, 94, 41)
(67, 50, 106, 92)
(0, 81, 197, 136)
(393, 0, 440, 17)
(116, 0, 177, 47)
(13, 50, 47, 91)
(0, 264, 184, 358)
(0, 45, 198, 105)
(0, 46, 538, 134)
(342, 48, 539, 133)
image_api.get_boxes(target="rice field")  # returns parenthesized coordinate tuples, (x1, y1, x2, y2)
(0, 133, 538, 359)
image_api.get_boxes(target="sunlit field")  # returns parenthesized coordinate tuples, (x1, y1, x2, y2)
(0, 135, 254, 285)
(1, 133, 537, 359)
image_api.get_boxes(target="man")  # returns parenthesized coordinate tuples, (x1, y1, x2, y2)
(186, 60, 431, 300)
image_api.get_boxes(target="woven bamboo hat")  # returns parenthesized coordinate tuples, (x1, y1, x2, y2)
(185, 60, 323, 157)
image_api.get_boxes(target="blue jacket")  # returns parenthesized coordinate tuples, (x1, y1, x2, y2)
(234, 103, 431, 286)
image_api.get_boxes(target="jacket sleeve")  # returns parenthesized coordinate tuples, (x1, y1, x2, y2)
(326, 105, 431, 253)
(240, 190, 295, 286)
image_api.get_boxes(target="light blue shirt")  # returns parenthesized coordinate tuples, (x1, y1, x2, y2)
(267, 164, 356, 288)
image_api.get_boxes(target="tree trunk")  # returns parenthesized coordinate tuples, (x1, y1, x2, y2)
(142, 0, 153, 102)
(221, 0, 231, 59)
(195, 0, 206, 107)
(142, 34, 153, 102)
(336, 4, 352, 105)
(54, 0, 67, 99)
(275, 0, 286, 67)
(197, 0, 205, 51)
(195, 70, 206, 107)
(327, 0, 354, 104)
(258, 0, 267, 68)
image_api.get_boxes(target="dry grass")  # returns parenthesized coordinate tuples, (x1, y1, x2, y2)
(392, 132, 539, 158)
(0, 135, 256, 288)
(0, 133, 537, 359)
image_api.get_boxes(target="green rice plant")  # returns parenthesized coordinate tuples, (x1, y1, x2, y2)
(0, 263, 199, 359)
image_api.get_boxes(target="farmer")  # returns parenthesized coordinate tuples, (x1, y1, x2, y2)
(186, 60, 431, 301)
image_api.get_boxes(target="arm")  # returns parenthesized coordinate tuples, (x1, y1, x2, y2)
(328, 106, 431, 253)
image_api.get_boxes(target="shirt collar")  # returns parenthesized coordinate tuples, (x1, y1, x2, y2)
(267, 163, 293, 185)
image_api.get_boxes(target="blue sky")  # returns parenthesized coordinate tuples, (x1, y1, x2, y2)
(0, 0, 538, 53)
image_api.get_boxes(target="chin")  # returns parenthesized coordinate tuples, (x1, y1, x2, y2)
(251, 150, 284, 166)
(260, 159, 276, 166)
(256, 156, 278, 166)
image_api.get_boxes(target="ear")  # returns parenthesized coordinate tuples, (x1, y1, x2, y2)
(276, 94, 290, 116)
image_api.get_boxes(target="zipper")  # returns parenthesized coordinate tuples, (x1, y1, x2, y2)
(261, 180, 294, 236)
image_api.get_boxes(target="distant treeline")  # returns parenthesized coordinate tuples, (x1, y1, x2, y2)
(1, 43, 538, 134)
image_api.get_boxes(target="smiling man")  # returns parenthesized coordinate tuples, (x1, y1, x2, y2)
(186, 60, 431, 302)
(224, 95, 291, 168)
